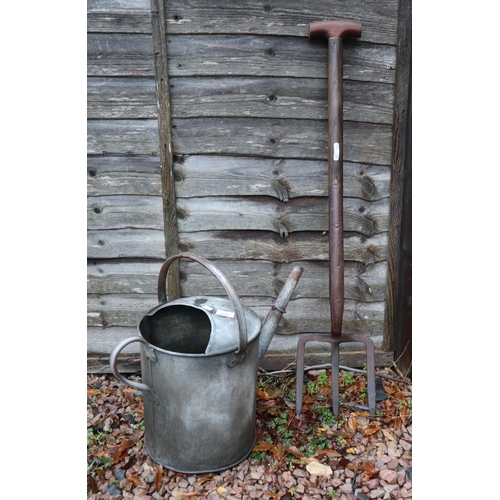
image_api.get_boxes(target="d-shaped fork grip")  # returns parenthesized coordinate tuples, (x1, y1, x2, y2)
(309, 20, 362, 40)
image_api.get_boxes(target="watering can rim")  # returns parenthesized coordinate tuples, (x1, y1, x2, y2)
(138, 295, 261, 358)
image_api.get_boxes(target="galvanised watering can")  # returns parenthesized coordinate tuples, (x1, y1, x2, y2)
(110, 252, 302, 473)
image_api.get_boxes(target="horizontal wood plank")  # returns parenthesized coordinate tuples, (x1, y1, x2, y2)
(88, 195, 164, 230)
(174, 156, 390, 201)
(87, 34, 155, 76)
(88, 229, 166, 259)
(89, 194, 389, 236)
(88, 117, 392, 163)
(88, 295, 385, 335)
(88, 261, 163, 295)
(164, 0, 398, 45)
(87, 33, 395, 81)
(176, 196, 389, 236)
(172, 118, 392, 165)
(87, 229, 387, 264)
(178, 260, 387, 302)
(170, 76, 394, 124)
(178, 231, 388, 264)
(87, 119, 159, 155)
(88, 74, 393, 123)
(87, 259, 387, 302)
(87, 156, 162, 196)
(86, 0, 398, 45)
(87, 0, 152, 33)
(87, 77, 157, 119)
(167, 35, 396, 83)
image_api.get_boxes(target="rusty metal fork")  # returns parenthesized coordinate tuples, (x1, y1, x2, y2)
(295, 20, 377, 417)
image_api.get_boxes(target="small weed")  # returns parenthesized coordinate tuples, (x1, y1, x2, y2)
(341, 371, 355, 387)
(87, 455, 112, 476)
(306, 371, 330, 395)
(269, 411, 294, 445)
(289, 486, 296, 496)
(312, 406, 335, 426)
(250, 450, 268, 461)
(87, 427, 107, 447)
(336, 435, 347, 447)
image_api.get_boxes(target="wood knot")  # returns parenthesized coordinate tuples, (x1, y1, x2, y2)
(271, 178, 290, 202)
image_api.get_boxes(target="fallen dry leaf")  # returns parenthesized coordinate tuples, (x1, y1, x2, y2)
(382, 429, 396, 441)
(125, 471, 144, 487)
(347, 414, 357, 432)
(394, 391, 405, 401)
(306, 460, 333, 476)
(283, 445, 315, 464)
(363, 421, 381, 436)
(110, 439, 135, 465)
(317, 448, 342, 459)
(123, 387, 136, 404)
(400, 402, 409, 425)
(155, 465, 163, 491)
(258, 389, 281, 400)
(382, 380, 398, 395)
(265, 492, 281, 499)
(252, 441, 284, 461)
(363, 461, 376, 480)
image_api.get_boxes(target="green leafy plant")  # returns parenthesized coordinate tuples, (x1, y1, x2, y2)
(306, 371, 330, 395)
(341, 371, 355, 387)
(269, 411, 294, 446)
(313, 406, 335, 426)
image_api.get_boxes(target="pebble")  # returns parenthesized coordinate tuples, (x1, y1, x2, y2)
(340, 482, 353, 493)
(114, 468, 126, 481)
(387, 459, 399, 470)
(357, 494, 371, 500)
(293, 468, 308, 478)
(379, 469, 398, 485)
(106, 484, 122, 496)
(364, 479, 380, 489)
(400, 440, 411, 451)
(406, 467, 412, 480)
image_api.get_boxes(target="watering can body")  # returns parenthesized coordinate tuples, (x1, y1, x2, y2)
(110, 253, 302, 473)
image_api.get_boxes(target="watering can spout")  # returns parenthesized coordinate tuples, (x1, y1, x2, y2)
(258, 265, 303, 366)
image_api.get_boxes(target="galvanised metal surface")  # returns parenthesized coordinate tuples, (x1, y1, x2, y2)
(295, 20, 377, 417)
(111, 253, 302, 473)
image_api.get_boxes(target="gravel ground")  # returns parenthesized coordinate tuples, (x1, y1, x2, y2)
(87, 367, 412, 500)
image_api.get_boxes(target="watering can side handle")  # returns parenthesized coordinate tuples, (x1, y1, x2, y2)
(110, 336, 158, 399)
(157, 253, 248, 356)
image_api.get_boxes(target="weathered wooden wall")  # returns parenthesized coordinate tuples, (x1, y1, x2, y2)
(88, 0, 404, 372)
(87, 0, 166, 371)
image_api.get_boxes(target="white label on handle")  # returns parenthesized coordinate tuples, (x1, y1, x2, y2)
(334, 142, 340, 161)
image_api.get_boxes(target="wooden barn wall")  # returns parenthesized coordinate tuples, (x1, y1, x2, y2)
(87, 0, 401, 372)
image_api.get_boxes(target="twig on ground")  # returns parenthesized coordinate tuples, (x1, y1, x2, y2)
(258, 364, 411, 385)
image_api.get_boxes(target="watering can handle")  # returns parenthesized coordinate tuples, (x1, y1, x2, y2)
(157, 253, 248, 356)
(109, 336, 160, 405)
